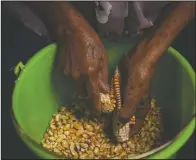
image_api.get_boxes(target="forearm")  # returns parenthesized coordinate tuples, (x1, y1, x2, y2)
(118, 2, 195, 121)
(145, 2, 195, 65)
(123, 2, 195, 117)
(26, 1, 92, 40)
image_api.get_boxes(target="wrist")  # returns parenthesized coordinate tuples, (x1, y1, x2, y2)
(118, 109, 130, 124)
(118, 107, 136, 124)
(118, 116, 130, 124)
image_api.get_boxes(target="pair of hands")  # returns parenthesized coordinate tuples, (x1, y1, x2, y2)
(31, 1, 153, 141)
(29, 1, 195, 142)
(57, 14, 153, 141)
(30, 1, 147, 139)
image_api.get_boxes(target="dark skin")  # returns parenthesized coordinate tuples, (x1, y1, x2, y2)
(115, 2, 195, 138)
(28, 1, 109, 116)
(28, 1, 195, 138)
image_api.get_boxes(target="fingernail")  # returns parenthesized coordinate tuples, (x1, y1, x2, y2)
(105, 84, 110, 92)
(99, 81, 109, 93)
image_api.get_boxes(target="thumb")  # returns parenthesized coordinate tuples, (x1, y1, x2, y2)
(98, 78, 110, 94)
(86, 75, 102, 115)
(98, 58, 110, 94)
(129, 119, 144, 137)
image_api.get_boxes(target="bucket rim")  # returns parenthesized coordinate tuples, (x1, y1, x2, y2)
(12, 43, 196, 159)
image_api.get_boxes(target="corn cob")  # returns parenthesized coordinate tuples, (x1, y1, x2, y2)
(113, 67, 122, 110)
(101, 66, 135, 124)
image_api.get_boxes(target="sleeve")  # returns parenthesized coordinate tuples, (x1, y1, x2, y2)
(95, 1, 170, 38)
(2, 1, 50, 40)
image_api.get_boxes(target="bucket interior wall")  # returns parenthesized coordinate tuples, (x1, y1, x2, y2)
(12, 41, 195, 158)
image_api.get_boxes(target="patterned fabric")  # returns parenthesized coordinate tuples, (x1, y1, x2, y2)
(95, 1, 169, 37)
(95, 1, 112, 24)
(4, 1, 169, 39)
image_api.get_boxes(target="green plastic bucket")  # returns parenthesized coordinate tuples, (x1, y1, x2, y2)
(12, 39, 195, 159)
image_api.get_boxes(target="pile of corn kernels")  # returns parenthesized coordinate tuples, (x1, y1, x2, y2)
(41, 99, 164, 159)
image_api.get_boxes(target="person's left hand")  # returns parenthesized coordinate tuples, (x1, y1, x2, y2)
(112, 39, 153, 142)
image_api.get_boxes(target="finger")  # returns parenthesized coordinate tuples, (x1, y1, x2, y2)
(118, 54, 130, 102)
(98, 64, 109, 94)
(119, 102, 136, 123)
(119, 85, 140, 121)
(129, 119, 144, 137)
(91, 92, 102, 116)
(135, 92, 151, 120)
(86, 74, 102, 115)
(129, 93, 151, 137)
(98, 77, 110, 94)
(54, 39, 71, 75)
(115, 55, 136, 123)
(98, 55, 110, 94)
(119, 39, 150, 119)
(120, 69, 150, 121)
(118, 89, 150, 124)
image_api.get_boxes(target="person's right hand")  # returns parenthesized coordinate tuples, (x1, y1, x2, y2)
(57, 23, 110, 116)
(28, 1, 110, 116)
(51, 2, 110, 116)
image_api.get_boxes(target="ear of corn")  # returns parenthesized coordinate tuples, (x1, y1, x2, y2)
(101, 66, 135, 124)
(113, 67, 122, 110)
(130, 116, 136, 125)
(41, 65, 163, 158)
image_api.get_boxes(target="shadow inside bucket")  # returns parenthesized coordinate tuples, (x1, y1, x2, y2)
(151, 50, 195, 143)
(50, 43, 79, 107)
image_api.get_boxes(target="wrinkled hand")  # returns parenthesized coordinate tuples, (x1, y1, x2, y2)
(56, 11, 110, 116)
(112, 2, 195, 142)
(30, 1, 111, 116)
(113, 39, 153, 142)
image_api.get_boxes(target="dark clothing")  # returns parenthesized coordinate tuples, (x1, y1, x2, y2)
(1, 2, 195, 158)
